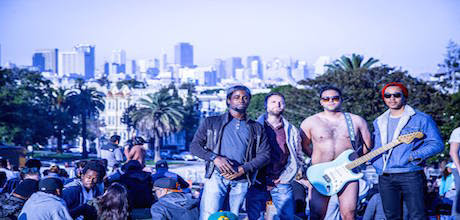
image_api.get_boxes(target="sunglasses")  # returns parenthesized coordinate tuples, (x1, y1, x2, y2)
(384, 92, 403, 99)
(321, 96, 341, 102)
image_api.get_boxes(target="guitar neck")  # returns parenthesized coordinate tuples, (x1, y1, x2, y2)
(345, 140, 402, 170)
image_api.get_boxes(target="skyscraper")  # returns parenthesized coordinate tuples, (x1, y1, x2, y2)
(246, 56, 263, 79)
(111, 49, 126, 73)
(213, 59, 226, 82)
(74, 44, 95, 79)
(174, 42, 194, 68)
(58, 51, 79, 77)
(225, 57, 243, 79)
(0, 44, 2, 67)
(32, 49, 59, 73)
(32, 53, 46, 72)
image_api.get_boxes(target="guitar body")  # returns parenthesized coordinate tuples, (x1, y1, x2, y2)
(307, 149, 363, 196)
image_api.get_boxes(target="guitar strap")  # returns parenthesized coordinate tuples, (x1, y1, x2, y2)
(344, 112, 359, 152)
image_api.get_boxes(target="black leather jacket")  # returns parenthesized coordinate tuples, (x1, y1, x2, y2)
(190, 112, 270, 185)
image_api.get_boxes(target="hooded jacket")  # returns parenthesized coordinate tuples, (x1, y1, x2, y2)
(119, 160, 154, 209)
(62, 179, 103, 218)
(256, 113, 305, 184)
(150, 192, 199, 220)
(18, 191, 72, 220)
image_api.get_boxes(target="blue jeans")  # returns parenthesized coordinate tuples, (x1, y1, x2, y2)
(246, 184, 294, 220)
(200, 171, 249, 220)
(378, 171, 426, 220)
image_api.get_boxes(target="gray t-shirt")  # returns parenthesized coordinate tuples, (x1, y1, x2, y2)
(387, 116, 401, 142)
(220, 118, 250, 166)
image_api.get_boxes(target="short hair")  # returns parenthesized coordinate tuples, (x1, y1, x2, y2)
(264, 92, 285, 109)
(110, 135, 121, 144)
(226, 85, 252, 100)
(132, 136, 145, 146)
(82, 160, 106, 181)
(319, 86, 342, 97)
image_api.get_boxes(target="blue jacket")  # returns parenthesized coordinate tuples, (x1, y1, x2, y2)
(371, 105, 444, 174)
(62, 179, 103, 218)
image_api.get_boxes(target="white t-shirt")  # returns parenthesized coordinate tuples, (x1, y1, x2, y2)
(450, 127, 460, 143)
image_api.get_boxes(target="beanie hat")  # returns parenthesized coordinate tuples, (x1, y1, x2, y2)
(13, 179, 39, 198)
(381, 82, 408, 100)
(208, 211, 238, 220)
(226, 85, 251, 101)
(39, 177, 63, 193)
(155, 160, 168, 170)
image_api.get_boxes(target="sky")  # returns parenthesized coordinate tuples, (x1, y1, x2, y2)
(1, 0, 459, 75)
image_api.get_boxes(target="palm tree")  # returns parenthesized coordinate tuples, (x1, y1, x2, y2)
(131, 91, 185, 162)
(50, 87, 72, 153)
(325, 53, 379, 72)
(68, 80, 105, 158)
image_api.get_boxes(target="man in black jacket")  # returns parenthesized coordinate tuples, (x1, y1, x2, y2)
(191, 85, 271, 220)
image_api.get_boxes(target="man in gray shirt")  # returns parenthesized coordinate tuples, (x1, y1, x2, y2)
(100, 135, 124, 170)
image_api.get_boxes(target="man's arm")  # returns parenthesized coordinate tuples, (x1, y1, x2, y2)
(450, 142, 460, 175)
(300, 119, 313, 157)
(190, 118, 218, 161)
(409, 116, 444, 162)
(114, 148, 124, 162)
(356, 116, 372, 154)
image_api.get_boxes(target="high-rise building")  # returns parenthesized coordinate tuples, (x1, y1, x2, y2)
(174, 42, 194, 68)
(131, 60, 137, 75)
(32, 53, 46, 72)
(74, 44, 95, 79)
(225, 57, 243, 79)
(32, 49, 59, 73)
(246, 56, 263, 79)
(58, 44, 95, 79)
(111, 49, 126, 73)
(213, 59, 226, 82)
(58, 51, 79, 77)
(0, 44, 2, 67)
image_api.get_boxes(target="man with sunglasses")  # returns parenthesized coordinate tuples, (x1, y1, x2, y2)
(300, 86, 372, 220)
(371, 82, 443, 219)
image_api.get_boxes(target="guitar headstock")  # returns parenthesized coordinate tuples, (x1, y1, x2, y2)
(397, 132, 424, 144)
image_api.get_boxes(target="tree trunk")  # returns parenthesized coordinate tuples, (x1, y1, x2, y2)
(57, 129, 63, 153)
(81, 113, 88, 158)
(153, 131, 162, 162)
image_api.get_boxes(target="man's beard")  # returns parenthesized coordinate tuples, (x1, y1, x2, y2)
(231, 105, 247, 113)
(268, 109, 283, 117)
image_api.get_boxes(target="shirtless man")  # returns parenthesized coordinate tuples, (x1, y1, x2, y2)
(300, 86, 372, 220)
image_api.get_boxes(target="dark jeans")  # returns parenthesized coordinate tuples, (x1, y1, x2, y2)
(378, 171, 426, 220)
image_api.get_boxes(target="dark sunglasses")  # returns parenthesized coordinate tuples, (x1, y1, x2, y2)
(321, 96, 341, 102)
(384, 92, 403, 99)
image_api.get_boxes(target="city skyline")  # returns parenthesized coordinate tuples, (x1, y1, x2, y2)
(1, 0, 459, 75)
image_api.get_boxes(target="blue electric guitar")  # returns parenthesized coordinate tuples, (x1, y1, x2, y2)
(307, 131, 423, 196)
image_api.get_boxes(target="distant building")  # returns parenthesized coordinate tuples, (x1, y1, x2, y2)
(225, 57, 243, 79)
(32, 53, 46, 72)
(247, 56, 263, 79)
(174, 42, 194, 68)
(111, 49, 126, 74)
(32, 49, 58, 73)
(59, 45, 95, 79)
(213, 59, 226, 82)
(314, 56, 331, 76)
(74, 44, 95, 79)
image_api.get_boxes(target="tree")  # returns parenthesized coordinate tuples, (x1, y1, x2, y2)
(49, 87, 79, 153)
(434, 40, 460, 93)
(0, 68, 54, 146)
(120, 104, 137, 140)
(116, 79, 146, 89)
(325, 53, 379, 72)
(131, 90, 185, 162)
(179, 83, 201, 149)
(68, 80, 105, 158)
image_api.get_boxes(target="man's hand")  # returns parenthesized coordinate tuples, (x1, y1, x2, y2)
(213, 156, 236, 175)
(267, 178, 281, 191)
(222, 166, 245, 180)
